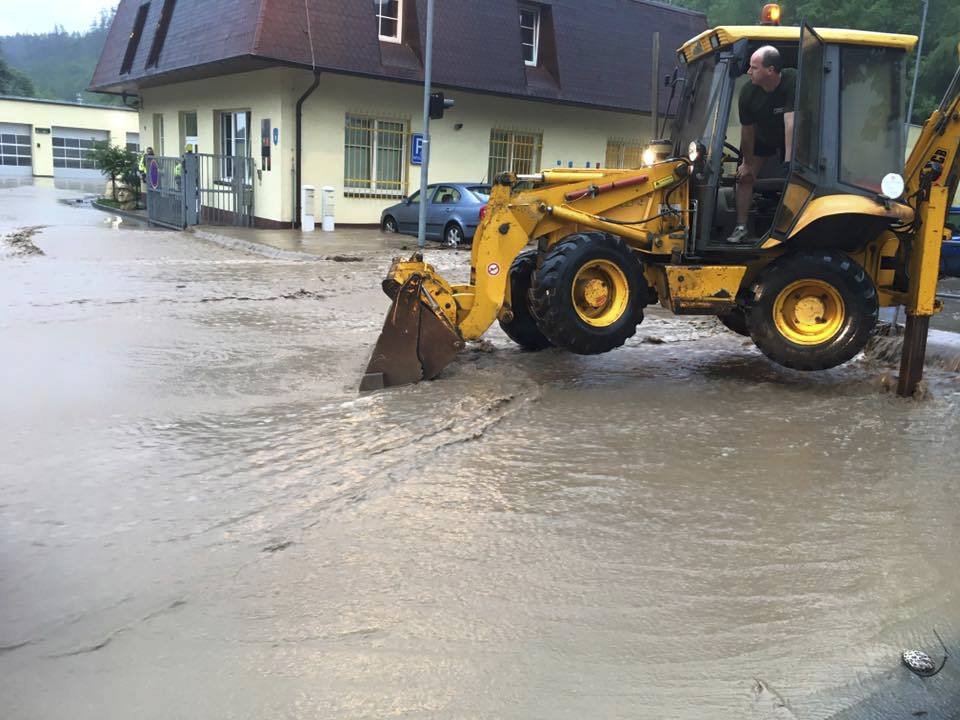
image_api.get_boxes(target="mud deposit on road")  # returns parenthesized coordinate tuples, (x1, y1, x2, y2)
(2, 225, 46, 256)
(1, 184, 959, 719)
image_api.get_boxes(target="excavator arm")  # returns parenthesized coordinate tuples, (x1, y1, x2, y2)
(360, 161, 691, 390)
(896, 58, 960, 395)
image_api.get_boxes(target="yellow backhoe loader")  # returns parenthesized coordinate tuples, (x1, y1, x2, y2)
(362, 19, 960, 398)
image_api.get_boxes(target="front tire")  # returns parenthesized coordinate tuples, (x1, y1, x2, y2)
(747, 251, 878, 371)
(499, 249, 553, 351)
(531, 233, 647, 354)
(382, 216, 398, 233)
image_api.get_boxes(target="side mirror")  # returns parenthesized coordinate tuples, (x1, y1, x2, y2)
(404, 197, 412, 205)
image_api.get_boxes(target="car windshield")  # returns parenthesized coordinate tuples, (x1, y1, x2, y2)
(468, 185, 491, 201)
(671, 54, 725, 158)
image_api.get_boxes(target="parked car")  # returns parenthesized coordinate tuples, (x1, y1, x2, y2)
(380, 183, 491, 246)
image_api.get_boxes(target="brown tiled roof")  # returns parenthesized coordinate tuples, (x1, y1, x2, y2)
(91, 0, 706, 114)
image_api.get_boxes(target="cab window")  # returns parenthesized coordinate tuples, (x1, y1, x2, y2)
(839, 46, 904, 193)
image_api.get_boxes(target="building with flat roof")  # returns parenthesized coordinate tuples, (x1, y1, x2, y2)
(0, 96, 140, 180)
(90, 0, 706, 227)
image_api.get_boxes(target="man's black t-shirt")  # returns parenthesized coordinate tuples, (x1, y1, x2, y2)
(738, 67, 796, 154)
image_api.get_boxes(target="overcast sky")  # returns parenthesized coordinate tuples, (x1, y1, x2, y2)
(1, 1, 115, 36)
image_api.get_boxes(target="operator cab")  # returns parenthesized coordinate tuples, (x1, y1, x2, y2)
(669, 22, 912, 255)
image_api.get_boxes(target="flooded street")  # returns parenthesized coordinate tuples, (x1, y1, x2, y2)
(2, 181, 959, 719)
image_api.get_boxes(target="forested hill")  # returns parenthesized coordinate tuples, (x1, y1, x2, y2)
(0, 8, 119, 105)
(664, 0, 959, 122)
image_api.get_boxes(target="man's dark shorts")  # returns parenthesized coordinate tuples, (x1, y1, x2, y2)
(754, 138, 785, 161)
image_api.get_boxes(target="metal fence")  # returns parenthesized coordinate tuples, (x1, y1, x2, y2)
(145, 153, 254, 230)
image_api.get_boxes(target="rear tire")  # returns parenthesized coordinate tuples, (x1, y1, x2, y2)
(531, 233, 647, 354)
(717, 307, 750, 336)
(747, 251, 878, 371)
(498, 249, 553, 351)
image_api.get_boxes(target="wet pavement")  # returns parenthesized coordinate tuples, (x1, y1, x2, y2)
(2, 180, 960, 719)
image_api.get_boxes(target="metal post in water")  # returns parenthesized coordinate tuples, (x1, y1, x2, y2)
(897, 313, 930, 396)
(416, 0, 436, 250)
(651, 32, 660, 142)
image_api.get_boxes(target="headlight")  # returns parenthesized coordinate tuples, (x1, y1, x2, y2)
(880, 172, 905, 200)
(642, 147, 657, 167)
(688, 141, 705, 163)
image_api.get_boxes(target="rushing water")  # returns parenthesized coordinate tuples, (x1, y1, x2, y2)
(2, 182, 959, 719)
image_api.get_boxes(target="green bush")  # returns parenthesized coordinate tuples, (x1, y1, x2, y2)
(90, 141, 140, 201)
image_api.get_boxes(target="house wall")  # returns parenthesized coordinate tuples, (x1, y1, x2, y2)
(139, 67, 656, 226)
(0, 97, 139, 177)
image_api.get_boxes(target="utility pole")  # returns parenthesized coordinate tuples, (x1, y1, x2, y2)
(416, 0, 436, 250)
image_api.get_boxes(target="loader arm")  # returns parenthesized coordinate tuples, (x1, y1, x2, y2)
(361, 161, 691, 390)
(896, 59, 960, 395)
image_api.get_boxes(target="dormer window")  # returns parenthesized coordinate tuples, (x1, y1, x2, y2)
(375, 0, 402, 43)
(520, 5, 540, 66)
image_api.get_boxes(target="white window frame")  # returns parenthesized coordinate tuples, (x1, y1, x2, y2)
(153, 113, 164, 155)
(519, 5, 540, 67)
(218, 110, 252, 184)
(344, 114, 407, 198)
(375, 0, 403, 43)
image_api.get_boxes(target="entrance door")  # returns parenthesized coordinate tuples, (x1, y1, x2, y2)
(52, 127, 108, 179)
(770, 23, 825, 238)
(0, 123, 32, 177)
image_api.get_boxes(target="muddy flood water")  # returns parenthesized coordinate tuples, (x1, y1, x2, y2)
(2, 181, 959, 719)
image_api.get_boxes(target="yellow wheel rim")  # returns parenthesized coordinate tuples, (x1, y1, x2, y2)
(571, 259, 630, 327)
(772, 279, 845, 345)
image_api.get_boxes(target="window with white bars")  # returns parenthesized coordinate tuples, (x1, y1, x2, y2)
(519, 5, 540, 66)
(218, 110, 252, 183)
(605, 138, 644, 169)
(487, 129, 542, 180)
(0, 132, 32, 168)
(344, 115, 406, 197)
(375, 0, 402, 43)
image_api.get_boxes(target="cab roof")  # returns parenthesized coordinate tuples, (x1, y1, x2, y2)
(678, 25, 918, 63)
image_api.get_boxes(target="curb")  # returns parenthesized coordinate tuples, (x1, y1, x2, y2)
(91, 200, 149, 224)
(189, 228, 323, 261)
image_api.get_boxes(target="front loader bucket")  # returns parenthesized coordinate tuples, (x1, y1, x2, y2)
(359, 273, 463, 392)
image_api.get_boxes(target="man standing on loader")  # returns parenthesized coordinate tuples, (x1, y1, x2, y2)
(727, 45, 796, 243)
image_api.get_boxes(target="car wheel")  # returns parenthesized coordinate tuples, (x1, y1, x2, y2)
(382, 216, 398, 233)
(444, 223, 463, 247)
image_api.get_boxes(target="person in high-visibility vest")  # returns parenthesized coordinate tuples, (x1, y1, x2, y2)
(138, 146, 155, 180)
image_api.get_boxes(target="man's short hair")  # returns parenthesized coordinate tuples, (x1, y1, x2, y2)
(757, 45, 783, 72)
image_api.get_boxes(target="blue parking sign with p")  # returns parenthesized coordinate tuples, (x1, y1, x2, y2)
(411, 133, 424, 165)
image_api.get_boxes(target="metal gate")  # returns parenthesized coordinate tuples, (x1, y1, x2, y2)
(196, 153, 255, 227)
(145, 155, 196, 230)
(146, 153, 254, 229)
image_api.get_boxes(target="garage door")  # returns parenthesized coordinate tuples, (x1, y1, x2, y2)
(52, 127, 109, 179)
(0, 123, 33, 177)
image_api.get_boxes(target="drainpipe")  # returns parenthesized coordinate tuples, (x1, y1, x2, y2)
(295, 71, 321, 228)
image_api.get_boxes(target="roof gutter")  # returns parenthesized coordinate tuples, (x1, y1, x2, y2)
(295, 71, 321, 228)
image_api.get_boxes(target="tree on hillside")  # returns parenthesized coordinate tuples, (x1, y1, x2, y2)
(1, 5, 119, 105)
(0, 41, 35, 96)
